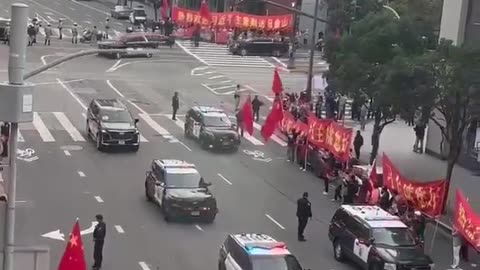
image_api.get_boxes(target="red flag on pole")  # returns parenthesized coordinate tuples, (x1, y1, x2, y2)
(58, 220, 87, 270)
(271, 68, 284, 95)
(241, 96, 254, 135)
(199, 0, 212, 21)
(160, 0, 169, 20)
(261, 98, 284, 142)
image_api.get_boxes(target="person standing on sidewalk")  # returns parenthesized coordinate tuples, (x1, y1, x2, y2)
(234, 84, 241, 110)
(452, 226, 462, 269)
(287, 129, 298, 162)
(353, 131, 363, 160)
(71, 23, 78, 44)
(104, 17, 110, 39)
(92, 214, 106, 270)
(296, 192, 312, 241)
(251, 95, 264, 122)
(413, 123, 426, 153)
(58, 19, 63, 39)
(360, 103, 368, 130)
(27, 24, 36, 46)
(171, 92, 179, 120)
(44, 24, 52, 46)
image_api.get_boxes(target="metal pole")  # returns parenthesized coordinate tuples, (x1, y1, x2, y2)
(305, 0, 319, 102)
(4, 4, 29, 270)
(287, 3, 297, 69)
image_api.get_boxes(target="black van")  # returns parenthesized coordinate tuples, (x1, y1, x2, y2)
(229, 38, 289, 57)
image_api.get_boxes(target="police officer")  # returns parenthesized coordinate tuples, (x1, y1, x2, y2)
(296, 192, 312, 241)
(171, 92, 179, 120)
(104, 18, 110, 39)
(44, 23, 52, 46)
(58, 19, 63, 39)
(92, 214, 106, 270)
(71, 23, 78, 44)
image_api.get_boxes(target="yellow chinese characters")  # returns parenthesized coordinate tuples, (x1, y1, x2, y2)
(242, 16, 250, 27)
(186, 12, 193, 23)
(258, 19, 266, 29)
(267, 19, 273, 29)
(218, 15, 226, 26)
(333, 131, 342, 153)
(250, 17, 258, 28)
(178, 11, 186, 22)
(274, 19, 281, 29)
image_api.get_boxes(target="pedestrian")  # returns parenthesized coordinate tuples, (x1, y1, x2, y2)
(412, 211, 426, 242)
(353, 130, 364, 160)
(413, 123, 426, 153)
(71, 23, 78, 44)
(33, 22, 40, 44)
(91, 26, 98, 44)
(296, 192, 312, 241)
(104, 17, 110, 39)
(3, 22, 10, 45)
(451, 226, 462, 269)
(337, 95, 346, 121)
(44, 23, 52, 46)
(235, 109, 244, 137)
(302, 29, 309, 46)
(324, 152, 335, 195)
(343, 176, 358, 204)
(27, 24, 36, 46)
(234, 84, 241, 110)
(251, 95, 263, 122)
(92, 214, 106, 270)
(286, 129, 298, 162)
(333, 179, 343, 202)
(315, 95, 323, 118)
(171, 92, 179, 120)
(360, 103, 368, 130)
(58, 19, 63, 39)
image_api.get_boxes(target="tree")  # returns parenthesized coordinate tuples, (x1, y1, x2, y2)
(413, 40, 480, 210)
(330, 12, 433, 164)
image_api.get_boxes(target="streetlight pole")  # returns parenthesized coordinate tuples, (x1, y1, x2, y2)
(305, 0, 320, 102)
(287, 1, 297, 69)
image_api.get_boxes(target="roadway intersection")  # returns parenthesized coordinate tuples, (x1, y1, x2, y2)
(1, 0, 458, 269)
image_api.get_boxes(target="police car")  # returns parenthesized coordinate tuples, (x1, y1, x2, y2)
(184, 106, 240, 151)
(328, 205, 434, 270)
(218, 233, 304, 270)
(145, 159, 218, 223)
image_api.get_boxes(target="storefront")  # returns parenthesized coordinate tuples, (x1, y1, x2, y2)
(177, 0, 226, 12)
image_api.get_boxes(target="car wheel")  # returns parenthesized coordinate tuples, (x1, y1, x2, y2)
(273, 49, 281, 57)
(333, 240, 344, 262)
(96, 133, 104, 151)
(86, 122, 91, 137)
(145, 182, 152, 201)
(240, 48, 248, 56)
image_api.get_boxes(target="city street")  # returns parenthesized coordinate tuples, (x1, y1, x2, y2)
(0, 0, 467, 269)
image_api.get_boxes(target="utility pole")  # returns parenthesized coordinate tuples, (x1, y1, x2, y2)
(1, 4, 32, 270)
(287, 1, 298, 69)
(305, 0, 320, 102)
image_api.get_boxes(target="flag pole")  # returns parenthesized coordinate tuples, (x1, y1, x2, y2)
(303, 138, 308, 171)
(428, 219, 439, 255)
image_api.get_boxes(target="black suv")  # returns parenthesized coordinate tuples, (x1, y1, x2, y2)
(329, 205, 434, 270)
(219, 233, 304, 270)
(86, 99, 140, 151)
(229, 38, 289, 57)
(145, 159, 218, 223)
(184, 106, 240, 151)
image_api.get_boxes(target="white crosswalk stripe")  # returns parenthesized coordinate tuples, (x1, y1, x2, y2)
(176, 40, 275, 68)
(53, 112, 86, 142)
(32, 112, 55, 142)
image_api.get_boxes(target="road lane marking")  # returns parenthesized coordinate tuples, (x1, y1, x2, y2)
(71, 0, 110, 15)
(106, 80, 146, 113)
(114, 225, 125, 233)
(139, 135, 148, 142)
(217, 173, 232, 185)
(106, 59, 122, 72)
(33, 112, 55, 142)
(210, 84, 237, 91)
(208, 75, 224, 79)
(139, 114, 170, 136)
(195, 225, 204, 231)
(94, 196, 104, 203)
(63, 150, 71, 156)
(175, 41, 209, 65)
(28, 0, 75, 22)
(178, 141, 193, 151)
(32, 79, 84, 86)
(53, 112, 86, 142)
(56, 78, 88, 110)
(265, 214, 285, 230)
(253, 122, 287, 147)
(77, 171, 86, 177)
(244, 133, 264, 145)
(17, 131, 24, 142)
(271, 57, 288, 68)
(138, 262, 151, 270)
(81, 113, 86, 118)
(171, 118, 185, 130)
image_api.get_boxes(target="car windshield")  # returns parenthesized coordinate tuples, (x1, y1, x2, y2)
(134, 10, 146, 16)
(166, 172, 201, 188)
(100, 110, 132, 123)
(203, 115, 231, 127)
(251, 255, 302, 270)
(372, 227, 416, 246)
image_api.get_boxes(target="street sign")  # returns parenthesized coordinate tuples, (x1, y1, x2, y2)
(41, 221, 98, 241)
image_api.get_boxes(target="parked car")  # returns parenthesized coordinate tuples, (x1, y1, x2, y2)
(97, 32, 167, 59)
(229, 38, 289, 57)
(111, 5, 132, 19)
(129, 7, 147, 25)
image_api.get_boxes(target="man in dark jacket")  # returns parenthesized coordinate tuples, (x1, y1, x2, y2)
(92, 214, 106, 270)
(353, 130, 364, 160)
(251, 95, 263, 122)
(235, 109, 244, 137)
(296, 192, 312, 241)
(413, 124, 426, 153)
(287, 129, 298, 162)
(171, 92, 179, 120)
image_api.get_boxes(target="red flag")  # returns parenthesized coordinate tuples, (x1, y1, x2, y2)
(58, 220, 86, 270)
(241, 96, 254, 135)
(161, 0, 169, 20)
(199, 0, 212, 21)
(261, 98, 284, 142)
(271, 68, 284, 95)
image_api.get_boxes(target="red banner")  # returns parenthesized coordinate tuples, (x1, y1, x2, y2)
(172, 6, 293, 31)
(382, 154, 447, 217)
(279, 112, 353, 162)
(454, 189, 480, 251)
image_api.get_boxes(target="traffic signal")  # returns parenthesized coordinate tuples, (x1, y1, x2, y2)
(0, 182, 6, 202)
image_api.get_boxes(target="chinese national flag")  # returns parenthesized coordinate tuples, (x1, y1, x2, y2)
(242, 96, 254, 135)
(271, 68, 284, 95)
(369, 159, 378, 190)
(199, 0, 212, 21)
(58, 220, 87, 270)
(261, 98, 284, 142)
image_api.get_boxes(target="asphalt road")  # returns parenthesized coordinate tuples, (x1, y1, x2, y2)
(0, 0, 460, 269)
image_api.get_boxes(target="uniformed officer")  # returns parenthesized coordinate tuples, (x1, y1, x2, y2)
(171, 92, 179, 120)
(104, 18, 110, 39)
(296, 192, 312, 241)
(71, 23, 78, 44)
(92, 214, 106, 270)
(44, 23, 53, 46)
(58, 19, 63, 39)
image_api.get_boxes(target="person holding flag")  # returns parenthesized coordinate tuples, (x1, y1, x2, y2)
(57, 219, 87, 270)
(260, 68, 285, 142)
(241, 95, 254, 137)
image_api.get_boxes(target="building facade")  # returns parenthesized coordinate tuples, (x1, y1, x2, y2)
(426, 0, 480, 170)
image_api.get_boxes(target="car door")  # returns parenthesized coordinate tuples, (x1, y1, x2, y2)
(339, 216, 360, 259)
(153, 165, 166, 205)
(88, 103, 100, 137)
(191, 112, 202, 139)
(351, 221, 371, 267)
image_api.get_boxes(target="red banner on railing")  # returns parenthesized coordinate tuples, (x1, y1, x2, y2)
(279, 112, 353, 162)
(454, 189, 480, 251)
(382, 154, 447, 217)
(172, 6, 293, 31)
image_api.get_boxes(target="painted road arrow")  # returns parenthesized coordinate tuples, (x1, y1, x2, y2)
(41, 221, 98, 241)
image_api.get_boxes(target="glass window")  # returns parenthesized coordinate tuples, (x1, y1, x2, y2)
(166, 172, 201, 188)
(203, 115, 232, 127)
(371, 227, 416, 246)
(134, 10, 146, 16)
(251, 255, 302, 270)
(100, 109, 133, 122)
